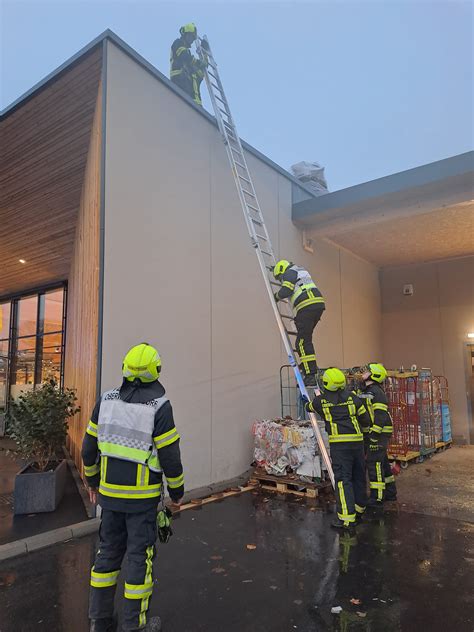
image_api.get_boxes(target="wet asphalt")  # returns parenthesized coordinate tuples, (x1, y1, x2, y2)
(0, 491, 473, 632)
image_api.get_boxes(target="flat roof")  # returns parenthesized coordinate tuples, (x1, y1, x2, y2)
(292, 151, 474, 227)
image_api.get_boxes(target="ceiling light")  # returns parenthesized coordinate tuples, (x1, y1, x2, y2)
(19, 259, 26, 264)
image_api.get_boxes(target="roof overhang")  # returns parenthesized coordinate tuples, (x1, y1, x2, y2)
(292, 152, 474, 267)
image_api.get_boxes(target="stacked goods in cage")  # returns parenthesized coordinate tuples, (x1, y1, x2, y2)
(252, 418, 328, 482)
(386, 369, 452, 465)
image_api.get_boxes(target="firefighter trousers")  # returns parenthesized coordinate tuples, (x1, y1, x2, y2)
(89, 506, 157, 630)
(294, 304, 324, 377)
(367, 436, 395, 502)
(330, 444, 367, 526)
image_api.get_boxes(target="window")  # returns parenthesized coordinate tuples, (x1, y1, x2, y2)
(0, 286, 67, 430)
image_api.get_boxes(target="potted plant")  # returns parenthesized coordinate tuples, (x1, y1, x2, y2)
(7, 380, 80, 515)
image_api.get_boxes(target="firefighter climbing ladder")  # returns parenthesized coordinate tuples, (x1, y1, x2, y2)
(197, 37, 335, 488)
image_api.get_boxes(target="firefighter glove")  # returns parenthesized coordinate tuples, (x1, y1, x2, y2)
(157, 507, 173, 544)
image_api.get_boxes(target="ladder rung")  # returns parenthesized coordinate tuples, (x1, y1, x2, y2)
(251, 217, 263, 226)
(234, 159, 246, 170)
(211, 82, 223, 93)
(218, 107, 231, 118)
(242, 188, 256, 198)
(280, 314, 293, 320)
(255, 233, 267, 240)
(246, 202, 260, 212)
(215, 93, 227, 106)
(231, 147, 242, 156)
(238, 174, 251, 184)
(285, 330, 298, 337)
(260, 249, 273, 257)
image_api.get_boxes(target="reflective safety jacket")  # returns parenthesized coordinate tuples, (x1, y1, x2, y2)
(81, 380, 184, 512)
(275, 265, 325, 313)
(307, 388, 371, 444)
(170, 37, 207, 105)
(361, 383, 393, 437)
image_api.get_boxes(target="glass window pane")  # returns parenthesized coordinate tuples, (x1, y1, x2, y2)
(0, 302, 11, 339)
(17, 296, 38, 337)
(43, 289, 64, 334)
(11, 341, 36, 399)
(41, 333, 63, 384)
(0, 342, 8, 411)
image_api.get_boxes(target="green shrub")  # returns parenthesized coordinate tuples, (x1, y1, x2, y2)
(7, 380, 80, 472)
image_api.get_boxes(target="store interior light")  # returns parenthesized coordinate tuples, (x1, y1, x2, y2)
(19, 259, 26, 264)
(468, 333, 474, 339)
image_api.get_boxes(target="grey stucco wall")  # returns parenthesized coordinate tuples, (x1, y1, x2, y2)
(381, 256, 474, 444)
(102, 42, 382, 490)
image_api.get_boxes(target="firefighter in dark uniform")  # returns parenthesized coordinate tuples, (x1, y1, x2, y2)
(273, 260, 325, 386)
(362, 362, 397, 505)
(82, 343, 184, 632)
(169, 23, 208, 106)
(306, 368, 371, 530)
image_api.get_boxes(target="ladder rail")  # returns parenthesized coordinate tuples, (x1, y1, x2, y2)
(197, 37, 334, 488)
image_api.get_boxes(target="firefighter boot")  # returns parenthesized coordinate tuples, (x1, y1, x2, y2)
(126, 617, 162, 632)
(90, 618, 117, 632)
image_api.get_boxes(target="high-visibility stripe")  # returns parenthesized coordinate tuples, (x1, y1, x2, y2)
(84, 463, 100, 477)
(385, 474, 395, 484)
(176, 46, 187, 56)
(137, 464, 147, 487)
(371, 424, 383, 434)
(373, 403, 389, 411)
(170, 69, 183, 76)
(355, 504, 366, 514)
(299, 339, 309, 374)
(167, 473, 184, 489)
(370, 482, 385, 488)
(282, 281, 295, 290)
(90, 567, 120, 588)
(337, 481, 355, 525)
(101, 455, 108, 481)
(154, 428, 180, 450)
(294, 296, 325, 313)
(99, 482, 161, 499)
(357, 405, 367, 415)
(124, 582, 154, 599)
(86, 420, 98, 437)
(329, 434, 363, 443)
(98, 442, 150, 462)
(382, 426, 394, 433)
(376, 462, 384, 501)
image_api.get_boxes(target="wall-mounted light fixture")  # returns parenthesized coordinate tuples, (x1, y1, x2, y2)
(19, 259, 26, 264)
(467, 333, 474, 339)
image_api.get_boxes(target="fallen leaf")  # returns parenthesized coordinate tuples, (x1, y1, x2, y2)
(242, 579, 253, 583)
(331, 606, 343, 614)
(270, 585, 278, 590)
(294, 599, 303, 605)
(356, 612, 367, 618)
(211, 567, 226, 574)
(246, 544, 257, 550)
(350, 598, 361, 605)
(210, 555, 223, 560)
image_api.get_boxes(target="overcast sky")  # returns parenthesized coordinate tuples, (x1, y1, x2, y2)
(1, 0, 472, 190)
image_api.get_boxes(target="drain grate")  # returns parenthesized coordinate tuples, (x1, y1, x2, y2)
(0, 493, 14, 506)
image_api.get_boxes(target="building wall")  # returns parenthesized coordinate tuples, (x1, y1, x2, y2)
(64, 83, 102, 471)
(102, 43, 382, 490)
(381, 256, 474, 444)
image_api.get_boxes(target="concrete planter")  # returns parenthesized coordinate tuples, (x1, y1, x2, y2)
(14, 459, 67, 515)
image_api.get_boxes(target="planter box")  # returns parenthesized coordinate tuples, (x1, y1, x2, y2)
(14, 459, 67, 515)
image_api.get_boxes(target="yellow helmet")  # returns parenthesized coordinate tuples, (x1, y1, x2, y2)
(122, 343, 162, 383)
(273, 259, 291, 278)
(322, 367, 346, 392)
(368, 362, 387, 383)
(180, 23, 197, 36)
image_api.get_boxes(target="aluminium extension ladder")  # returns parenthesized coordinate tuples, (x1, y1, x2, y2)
(197, 37, 334, 488)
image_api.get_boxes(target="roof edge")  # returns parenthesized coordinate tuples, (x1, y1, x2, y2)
(0, 29, 317, 198)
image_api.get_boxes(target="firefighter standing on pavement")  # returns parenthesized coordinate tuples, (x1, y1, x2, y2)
(170, 23, 208, 106)
(273, 260, 325, 386)
(82, 343, 184, 632)
(362, 363, 397, 505)
(306, 368, 371, 530)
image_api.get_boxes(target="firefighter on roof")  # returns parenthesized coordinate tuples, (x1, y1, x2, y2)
(170, 23, 208, 106)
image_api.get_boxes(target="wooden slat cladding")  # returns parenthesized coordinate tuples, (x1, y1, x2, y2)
(0, 47, 102, 297)
(64, 81, 102, 474)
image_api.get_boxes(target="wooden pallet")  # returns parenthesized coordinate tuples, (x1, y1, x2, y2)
(388, 450, 420, 463)
(174, 485, 254, 513)
(249, 470, 328, 499)
(435, 440, 452, 450)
